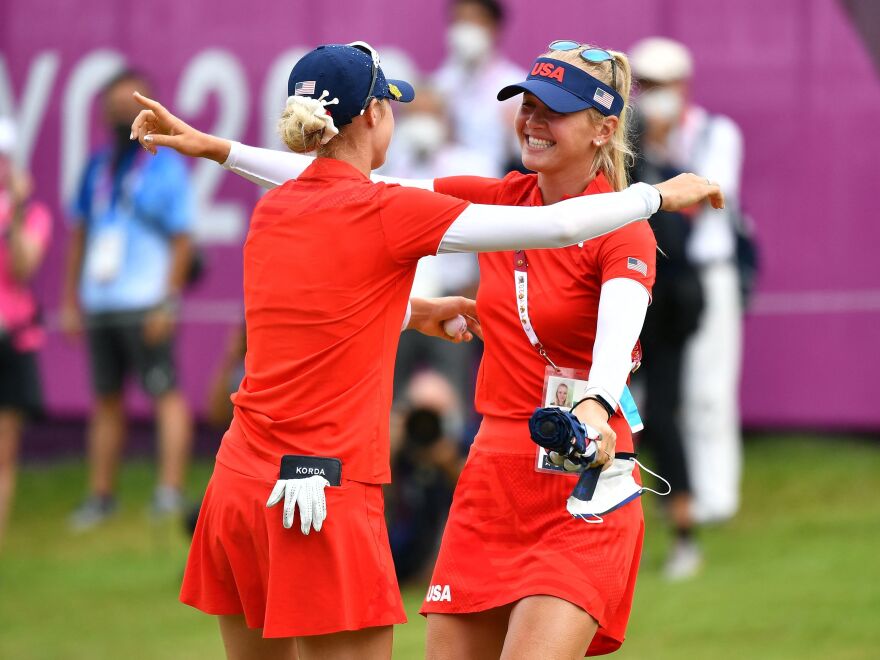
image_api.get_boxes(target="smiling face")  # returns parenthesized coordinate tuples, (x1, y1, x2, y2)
(514, 93, 615, 177)
(517, 46, 632, 193)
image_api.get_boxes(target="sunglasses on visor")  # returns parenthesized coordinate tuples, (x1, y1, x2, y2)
(548, 40, 618, 91)
(348, 41, 380, 114)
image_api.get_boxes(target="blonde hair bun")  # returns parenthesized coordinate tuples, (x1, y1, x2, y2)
(278, 91, 340, 153)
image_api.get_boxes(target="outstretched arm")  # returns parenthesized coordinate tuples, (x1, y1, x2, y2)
(222, 141, 313, 189)
(437, 173, 721, 254)
(131, 91, 723, 249)
(437, 186, 657, 253)
(130, 93, 721, 217)
(223, 140, 435, 191)
(131, 93, 434, 190)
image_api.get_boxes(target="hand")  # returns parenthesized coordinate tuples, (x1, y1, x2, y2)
(143, 306, 176, 346)
(571, 398, 617, 471)
(266, 475, 329, 534)
(425, 438, 464, 483)
(130, 92, 231, 162)
(654, 173, 725, 212)
(59, 301, 83, 341)
(408, 296, 482, 343)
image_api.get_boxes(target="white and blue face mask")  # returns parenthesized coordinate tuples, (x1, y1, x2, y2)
(566, 455, 671, 524)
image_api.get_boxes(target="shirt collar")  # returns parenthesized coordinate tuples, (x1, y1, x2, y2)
(529, 170, 614, 206)
(298, 157, 371, 182)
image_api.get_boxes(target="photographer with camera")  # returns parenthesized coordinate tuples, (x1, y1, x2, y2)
(386, 404, 461, 583)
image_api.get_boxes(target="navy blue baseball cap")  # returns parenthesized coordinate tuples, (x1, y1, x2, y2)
(287, 43, 415, 128)
(497, 57, 624, 117)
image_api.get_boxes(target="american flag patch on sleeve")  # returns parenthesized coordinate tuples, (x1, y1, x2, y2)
(593, 88, 614, 110)
(627, 257, 648, 276)
(294, 80, 316, 96)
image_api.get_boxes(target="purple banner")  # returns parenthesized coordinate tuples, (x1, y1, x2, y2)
(2, 0, 878, 429)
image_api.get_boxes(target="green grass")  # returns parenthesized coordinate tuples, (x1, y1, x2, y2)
(1, 436, 878, 659)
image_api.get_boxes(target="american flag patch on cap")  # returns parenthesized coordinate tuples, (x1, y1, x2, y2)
(627, 257, 648, 276)
(294, 80, 316, 96)
(593, 87, 614, 110)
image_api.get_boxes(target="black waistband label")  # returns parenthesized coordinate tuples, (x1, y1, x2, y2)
(280, 455, 342, 486)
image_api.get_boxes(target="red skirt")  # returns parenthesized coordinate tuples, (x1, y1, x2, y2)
(180, 460, 406, 637)
(421, 444, 644, 656)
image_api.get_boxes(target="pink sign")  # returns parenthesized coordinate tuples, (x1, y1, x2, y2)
(2, 0, 878, 429)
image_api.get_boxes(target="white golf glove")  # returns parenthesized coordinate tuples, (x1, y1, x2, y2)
(266, 475, 329, 534)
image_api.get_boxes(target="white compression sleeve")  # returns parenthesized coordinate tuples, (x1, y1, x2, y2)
(437, 183, 660, 254)
(585, 278, 650, 411)
(222, 141, 313, 189)
(372, 173, 434, 190)
(220, 144, 659, 251)
(222, 141, 435, 191)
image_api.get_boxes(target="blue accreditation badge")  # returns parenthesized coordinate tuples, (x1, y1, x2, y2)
(619, 386, 643, 433)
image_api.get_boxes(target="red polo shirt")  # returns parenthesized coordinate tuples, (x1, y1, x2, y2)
(434, 171, 656, 454)
(218, 158, 469, 483)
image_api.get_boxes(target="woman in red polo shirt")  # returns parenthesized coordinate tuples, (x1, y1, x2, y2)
(133, 42, 721, 660)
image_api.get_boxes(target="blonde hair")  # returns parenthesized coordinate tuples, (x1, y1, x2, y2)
(543, 46, 634, 191)
(278, 102, 331, 154)
(277, 97, 387, 156)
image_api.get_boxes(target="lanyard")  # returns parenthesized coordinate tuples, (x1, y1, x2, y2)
(92, 149, 148, 223)
(513, 249, 643, 375)
(513, 249, 561, 372)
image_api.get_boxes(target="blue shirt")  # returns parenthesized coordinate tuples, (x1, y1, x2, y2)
(71, 144, 193, 313)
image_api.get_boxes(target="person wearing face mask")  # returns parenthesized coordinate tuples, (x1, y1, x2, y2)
(0, 117, 52, 550)
(432, 0, 526, 176)
(62, 69, 195, 531)
(627, 102, 705, 581)
(630, 38, 747, 542)
(382, 86, 493, 420)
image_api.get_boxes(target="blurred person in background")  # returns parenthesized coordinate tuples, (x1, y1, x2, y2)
(383, 86, 492, 420)
(432, 0, 526, 176)
(0, 117, 52, 549)
(61, 69, 195, 531)
(205, 324, 246, 431)
(630, 37, 746, 528)
(384, 86, 495, 181)
(629, 105, 705, 579)
(386, 372, 464, 584)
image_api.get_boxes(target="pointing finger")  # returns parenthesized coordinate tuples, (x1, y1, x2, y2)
(133, 91, 167, 117)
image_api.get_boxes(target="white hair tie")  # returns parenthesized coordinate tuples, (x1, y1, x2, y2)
(285, 90, 340, 145)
